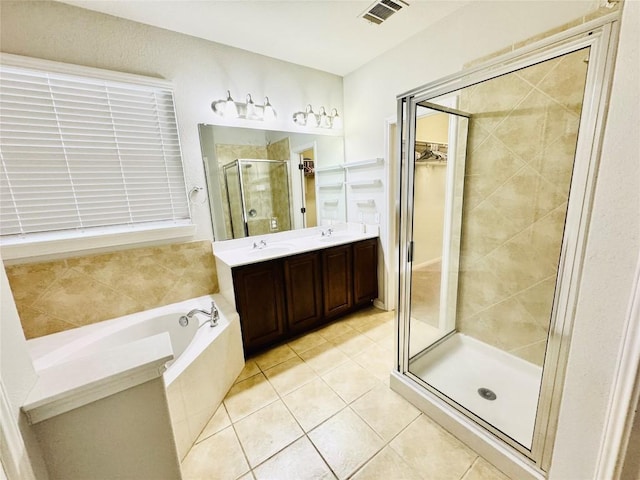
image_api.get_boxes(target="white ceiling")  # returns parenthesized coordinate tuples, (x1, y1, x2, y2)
(58, 1, 470, 76)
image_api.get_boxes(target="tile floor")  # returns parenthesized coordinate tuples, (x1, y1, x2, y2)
(181, 307, 512, 480)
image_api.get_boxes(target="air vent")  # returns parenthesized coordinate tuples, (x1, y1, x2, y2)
(360, 0, 409, 25)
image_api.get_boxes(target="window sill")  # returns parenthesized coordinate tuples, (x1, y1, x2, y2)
(0, 222, 197, 263)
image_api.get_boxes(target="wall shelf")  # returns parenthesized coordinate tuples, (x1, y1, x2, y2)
(317, 182, 344, 189)
(343, 158, 383, 169)
(323, 199, 339, 205)
(356, 199, 376, 208)
(315, 164, 344, 173)
(347, 179, 382, 188)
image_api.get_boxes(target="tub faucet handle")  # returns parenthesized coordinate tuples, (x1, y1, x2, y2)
(210, 300, 219, 327)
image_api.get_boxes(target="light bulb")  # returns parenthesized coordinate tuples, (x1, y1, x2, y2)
(319, 107, 331, 128)
(245, 94, 258, 120)
(263, 96, 276, 122)
(306, 105, 318, 128)
(331, 108, 343, 130)
(225, 91, 239, 118)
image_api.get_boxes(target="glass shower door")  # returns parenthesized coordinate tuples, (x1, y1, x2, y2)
(223, 160, 247, 238)
(400, 47, 591, 455)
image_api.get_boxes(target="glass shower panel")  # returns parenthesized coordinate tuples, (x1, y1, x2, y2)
(405, 47, 591, 450)
(242, 160, 292, 236)
(223, 161, 246, 239)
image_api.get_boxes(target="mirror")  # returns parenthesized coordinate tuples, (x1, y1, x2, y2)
(198, 124, 346, 241)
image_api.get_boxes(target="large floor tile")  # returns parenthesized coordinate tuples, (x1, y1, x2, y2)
(252, 343, 298, 370)
(235, 360, 261, 384)
(182, 426, 249, 480)
(352, 343, 394, 383)
(282, 377, 346, 431)
(329, 330, 376, 358)
(351, 384, 421, 441)
(299, 341, 350, 375)
(288, 331, 328, 355)
(234, 400, 304, 468)
(196, 404, 231, 444)
(263, 356, 318, 396)
(253, 436, 335, 480)
(461, 458, 511, 480)
(308, 408, 384, 480)
(351, 446, 422, 480)
(390, 415, 478, 480)
(317, 320, 357, 341)
(223, 373, 278, 422)
(322, 359, 379, 403)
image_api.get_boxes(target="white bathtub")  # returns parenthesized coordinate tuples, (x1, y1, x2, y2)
(27, 294, 245, 459)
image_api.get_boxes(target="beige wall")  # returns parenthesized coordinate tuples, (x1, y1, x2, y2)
(4, 241, 219, 339)
(455, 48, 588, 366)
(417, 114, 449, 145)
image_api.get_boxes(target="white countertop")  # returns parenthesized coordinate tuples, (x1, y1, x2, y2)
(213, 223, 379, 268)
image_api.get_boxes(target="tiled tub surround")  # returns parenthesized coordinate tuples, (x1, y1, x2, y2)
(182, 307, 512, 480)
(455, 48, 589, 366)
(27, 294, 244, 462)
(4, 240, 219, 339)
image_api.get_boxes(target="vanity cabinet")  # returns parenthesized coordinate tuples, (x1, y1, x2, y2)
(322, 244, 353, 319)
(353, 238, 378, 306)
(231, 238, 379, 355)
(283, 252, 324, 334)
(232, 259, 286, 353)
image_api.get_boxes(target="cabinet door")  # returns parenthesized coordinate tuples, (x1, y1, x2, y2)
(322, 244, 353, 319)
(283, 252, 323, 334)
(353, 239, 378, 306)
(232, 260, 285, 354)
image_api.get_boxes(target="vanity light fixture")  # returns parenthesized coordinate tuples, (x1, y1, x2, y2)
(211, 91, 277, 122)
(292, 105, 343, 130)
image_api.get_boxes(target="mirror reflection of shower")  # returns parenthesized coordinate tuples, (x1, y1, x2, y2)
(223, 158, 292, 238)
(300, 148, 317, 228)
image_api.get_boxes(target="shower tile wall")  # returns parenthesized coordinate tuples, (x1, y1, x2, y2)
(215, 144, 269, 238)
(266, 137, 292, 234)
(456, 49, 588, 366)
(4, 241, 219, 339)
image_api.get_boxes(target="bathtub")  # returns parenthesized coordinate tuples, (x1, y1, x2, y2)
(27, 294, 245, 460)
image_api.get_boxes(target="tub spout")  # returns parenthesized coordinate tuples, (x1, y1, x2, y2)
(186, 301, 219, 328)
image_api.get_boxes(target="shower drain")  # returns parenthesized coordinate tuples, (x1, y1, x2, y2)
(477, 387, 497, 401)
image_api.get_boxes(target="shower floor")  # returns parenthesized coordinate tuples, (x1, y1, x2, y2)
(409, 333, 542, 448)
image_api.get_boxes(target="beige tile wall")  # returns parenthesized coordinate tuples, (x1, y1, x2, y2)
(4, 241, 219, 339)
(456, 48, 589, 366)
(266, 137, 292, 234)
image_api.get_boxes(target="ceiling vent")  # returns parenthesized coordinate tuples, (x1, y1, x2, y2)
(360, 0, 409, 25)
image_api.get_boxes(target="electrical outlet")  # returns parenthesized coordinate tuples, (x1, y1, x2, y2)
(270, 217, 278, 230)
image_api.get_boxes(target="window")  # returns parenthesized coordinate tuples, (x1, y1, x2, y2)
(0, 55, 192, 259)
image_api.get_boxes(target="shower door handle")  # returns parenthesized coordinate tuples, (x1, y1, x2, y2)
(407, 241, 414, 263)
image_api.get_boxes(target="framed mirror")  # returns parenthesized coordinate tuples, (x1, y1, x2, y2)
(198, 124, 346, 241)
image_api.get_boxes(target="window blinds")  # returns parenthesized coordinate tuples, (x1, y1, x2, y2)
(0, 64, 190, 240)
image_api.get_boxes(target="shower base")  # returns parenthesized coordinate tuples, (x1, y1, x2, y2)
(408, 333, 542, 448)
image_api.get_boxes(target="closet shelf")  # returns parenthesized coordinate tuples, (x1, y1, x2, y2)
(356, 199, 376, 207)
(343, 158, 383, 169)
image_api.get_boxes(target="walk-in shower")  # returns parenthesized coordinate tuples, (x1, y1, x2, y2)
(392, 15, 619, 479)
(222, 158, 292, 238)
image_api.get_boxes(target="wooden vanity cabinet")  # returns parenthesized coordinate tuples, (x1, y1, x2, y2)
(353, 238, 378, 306)
(283, 252, 324, 334)
(232, 239, 378, 355)
(322, 244, 353, 319)
(232, 259, 286, 353)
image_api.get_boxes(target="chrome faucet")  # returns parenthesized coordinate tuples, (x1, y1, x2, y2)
(252, 239, 268, 249)
(186, 300, 219, 327)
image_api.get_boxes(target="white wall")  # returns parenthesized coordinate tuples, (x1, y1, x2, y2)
(550, 2, 640, 478)
(0, 0, 343, 248)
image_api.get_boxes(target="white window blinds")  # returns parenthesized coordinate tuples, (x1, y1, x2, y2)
(0, 63, 190, 241)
